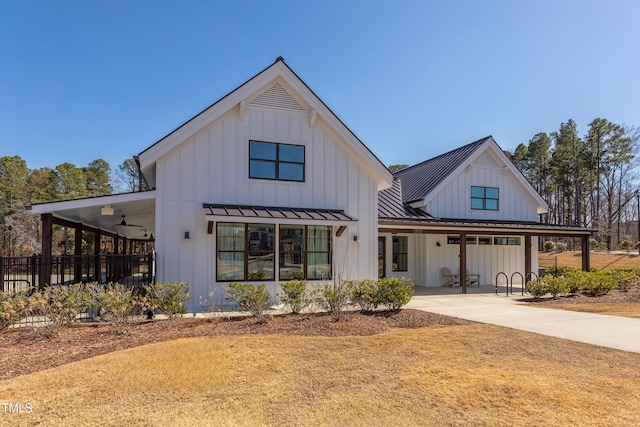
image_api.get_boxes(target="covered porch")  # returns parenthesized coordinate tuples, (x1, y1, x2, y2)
(23, 191, 157, 291)
(378, 218, 594, 294)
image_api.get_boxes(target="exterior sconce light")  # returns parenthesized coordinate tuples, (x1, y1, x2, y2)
(353, 235, 359, 242)
(436, 241, 441, 247)
(184, 231, 191, 239)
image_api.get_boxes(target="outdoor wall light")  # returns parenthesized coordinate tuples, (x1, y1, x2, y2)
(436, 241, 441, 247)
(184, 231, 191, 239)
(353, 235, 359, 242)
(101, 205, 114, 216)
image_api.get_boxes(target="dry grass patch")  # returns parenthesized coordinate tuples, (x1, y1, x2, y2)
(2, 324, 640, 426)
(539, 251, 640, 270)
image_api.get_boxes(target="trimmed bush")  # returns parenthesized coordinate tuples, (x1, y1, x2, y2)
(585, 271, 617, 297)
(565, 270, 589, 295)
(525, 279, 547, 299)
(554, 242, 568, 252)
(278, 280, 311, 314)
(88, 283, 138, 327)
(31, 283, 90, 327)
(543, 275, 567, 299)
(543, 241, 556, 252)
(0, 289, 30, 330)
(376, 277, 414, 312)
(146, 281, 190, 320)
(316, 281, 354, 321)
(351, 279, 379, 313)
(226, 282, 271, 321)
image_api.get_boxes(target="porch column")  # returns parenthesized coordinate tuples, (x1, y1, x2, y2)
(74, 224, 83, 283)
(94, 229, 102, 284)
(524, 234, 532, 281)
(40, 213, 53, 289)
(581, 235, 591, 271)
(459, 232, 467, 294)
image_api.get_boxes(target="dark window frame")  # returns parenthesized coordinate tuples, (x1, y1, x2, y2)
(279, 225, 332, 281)
(249, 140, 305, 182)
(216, 223, 276, 282)
(471, 186, 499, 211)
(392, 235, 408, 272)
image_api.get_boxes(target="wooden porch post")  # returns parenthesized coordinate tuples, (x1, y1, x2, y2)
(459, 232, 467, 294)
(74, 224, 83, 283)
(94, 229, 102, 284)
(524, 234, 532, 281)
(582, 235, 591, 271)
(40, 213, 53, 289)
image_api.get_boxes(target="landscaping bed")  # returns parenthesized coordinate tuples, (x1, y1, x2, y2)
(0, 309, 468, 381)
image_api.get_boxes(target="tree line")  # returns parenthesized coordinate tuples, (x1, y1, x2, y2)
(0, 156, 142, 256)
(505, 118, 639, 250)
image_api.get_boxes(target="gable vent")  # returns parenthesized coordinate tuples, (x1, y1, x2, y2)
(249, 82, 306, 111)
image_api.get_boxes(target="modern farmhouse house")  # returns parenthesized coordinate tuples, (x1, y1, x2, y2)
(30, 58, 592, 311)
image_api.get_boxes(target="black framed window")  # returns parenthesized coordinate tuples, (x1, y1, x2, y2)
(392, 236, 408, 271)
(249, 141, 305, 182)
(471, 186, 499, 211)
(494, 236, 521, 245)
(216, 223, 275, 281)
(279, 225, 332, 280)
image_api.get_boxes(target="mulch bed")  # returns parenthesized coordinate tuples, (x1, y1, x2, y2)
(0, 309, 469, 381)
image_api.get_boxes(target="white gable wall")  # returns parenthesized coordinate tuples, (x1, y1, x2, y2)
(154, 103, 380, 311)
(424, 151, 540, 221)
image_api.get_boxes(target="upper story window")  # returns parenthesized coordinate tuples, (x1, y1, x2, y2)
(471, 186, 499, 211)
(249, 141, 305, 182)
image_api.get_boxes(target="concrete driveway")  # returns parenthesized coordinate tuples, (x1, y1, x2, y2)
(407, 292, 640, 354)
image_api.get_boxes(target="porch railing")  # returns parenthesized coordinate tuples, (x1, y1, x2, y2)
(0, 253, 155, 294)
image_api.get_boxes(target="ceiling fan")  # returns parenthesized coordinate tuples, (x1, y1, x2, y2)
(116, 215, 143, 228)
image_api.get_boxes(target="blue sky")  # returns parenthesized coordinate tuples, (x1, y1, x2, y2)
(1, 0, 639, 172)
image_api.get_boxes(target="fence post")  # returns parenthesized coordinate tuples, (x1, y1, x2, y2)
(0, 256, 4, 293)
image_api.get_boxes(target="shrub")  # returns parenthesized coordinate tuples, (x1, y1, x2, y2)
(543, 275, 567, 299)
(554, 242, 568, 252)
(543, 241, 556, 252)
(226, 282, 271, 321)
(565, 270, 589, 295)
(88, 283, 138, 328)
(376, 277, 414, 312)
(146, 281, 190, 320)
(619, 239, 634, 254)
(585, 271, 617, 297)
(316, 280, 354, 321)
(589, 239, 598, 251)
(278, 280, 311, 314)
(525, 279, 547, 299)
(31, 283, 90, 328)
(0, 289, 30, 330)
(351, 279, 379, 313)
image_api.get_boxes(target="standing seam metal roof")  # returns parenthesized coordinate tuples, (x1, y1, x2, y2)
(393, 136, 491, 204)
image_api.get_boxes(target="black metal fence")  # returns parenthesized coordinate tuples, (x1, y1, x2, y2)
(0, 252, 155, 293)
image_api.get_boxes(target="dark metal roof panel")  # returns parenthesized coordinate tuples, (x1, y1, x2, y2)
(204, 203, 357, 222)
(394, 136, 490, 203)
(378, 178, 435, 219)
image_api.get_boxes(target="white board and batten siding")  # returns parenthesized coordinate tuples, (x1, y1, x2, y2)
(424, 150, 540, 222)
(153, 101, 381, 311)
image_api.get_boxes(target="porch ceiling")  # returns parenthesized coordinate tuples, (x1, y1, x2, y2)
(29, 191, 156, 239)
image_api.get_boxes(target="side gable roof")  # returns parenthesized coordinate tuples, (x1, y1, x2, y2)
(394, 136, 489, 203)
(394, 136, 549, 215)
(138, 57, 392, 190)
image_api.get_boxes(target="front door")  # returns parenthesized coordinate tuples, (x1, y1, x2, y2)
(378, 236, 386, 278)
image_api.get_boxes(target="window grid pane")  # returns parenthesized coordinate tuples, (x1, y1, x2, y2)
(249, 140, 305, 182)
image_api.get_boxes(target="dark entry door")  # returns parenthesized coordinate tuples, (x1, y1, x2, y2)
(378, 236, 386, 278)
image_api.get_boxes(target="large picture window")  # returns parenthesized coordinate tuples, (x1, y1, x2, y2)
(392, 236, 408, 272)
(216, 223, 275, 281)
(249, 141, 305, 182)
(471, 186, 499, 211)
(279, 225, 332, 280)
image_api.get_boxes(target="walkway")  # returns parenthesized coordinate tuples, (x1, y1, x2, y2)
(407, 288, 640, 354)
